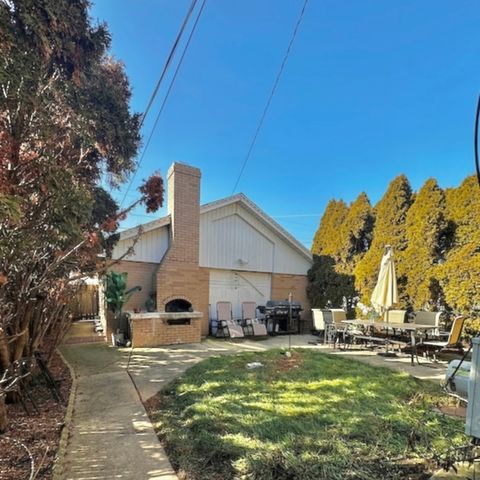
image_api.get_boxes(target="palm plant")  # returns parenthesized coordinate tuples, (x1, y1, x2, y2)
(105, 272, 141, 337)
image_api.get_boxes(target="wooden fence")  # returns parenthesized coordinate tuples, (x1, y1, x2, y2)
(70, 285, 99, 320)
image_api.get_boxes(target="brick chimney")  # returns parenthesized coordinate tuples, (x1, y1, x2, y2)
(156, 163, 209, 334)
(166, 163, 201, 264)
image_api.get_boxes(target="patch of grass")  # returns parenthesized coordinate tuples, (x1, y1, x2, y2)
(148, 350, 466, 480)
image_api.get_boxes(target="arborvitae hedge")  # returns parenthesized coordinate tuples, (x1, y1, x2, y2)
(308, 173, 479, 315)
(354, 175, 413, 303)
(311, 199, 348, 257)
(441, 176, 480, 311)
(400, 178, 447, 309)
(337, 192, 374, 274)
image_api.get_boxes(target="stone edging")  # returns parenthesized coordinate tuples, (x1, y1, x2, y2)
(52, 349, 78, 480)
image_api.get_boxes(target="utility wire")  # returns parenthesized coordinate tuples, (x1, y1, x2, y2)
(139, 0, 198, 131)
(120, 0, 207, 208)
(231, 0, 309, 194)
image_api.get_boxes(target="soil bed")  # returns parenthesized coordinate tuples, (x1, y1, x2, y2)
(0, 350, 72, 480)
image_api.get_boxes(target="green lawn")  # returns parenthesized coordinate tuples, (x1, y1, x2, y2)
(147, 350, 466, 480)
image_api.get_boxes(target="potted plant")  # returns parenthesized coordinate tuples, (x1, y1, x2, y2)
(145, 294, 156, 312)
(105, 271, 141, 346)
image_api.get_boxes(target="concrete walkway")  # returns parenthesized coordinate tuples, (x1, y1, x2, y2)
(59, 344, 177, 480)
(59, 335, 450, 479)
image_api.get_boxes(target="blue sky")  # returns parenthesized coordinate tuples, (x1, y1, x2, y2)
(90, 1, 480, 248)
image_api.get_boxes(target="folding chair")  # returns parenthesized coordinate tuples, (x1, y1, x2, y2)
(242, 302, 267, 336)
(217, 301, 245, 339)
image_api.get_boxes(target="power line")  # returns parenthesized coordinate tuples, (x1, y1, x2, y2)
(139, 0, 198, 131)
(120, 0, 207, 208)
(231, 0, 309, 194)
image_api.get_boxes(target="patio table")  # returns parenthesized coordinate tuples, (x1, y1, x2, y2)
(342, 320, 435, 365)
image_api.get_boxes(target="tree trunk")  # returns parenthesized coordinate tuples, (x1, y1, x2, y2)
(0, 393, 7, 433)
(0, 329, 9, 371)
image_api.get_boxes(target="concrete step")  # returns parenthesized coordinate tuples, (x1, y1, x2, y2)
(63, 321, 106, 345)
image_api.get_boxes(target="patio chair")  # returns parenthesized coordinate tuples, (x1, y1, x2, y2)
(242, 302, 267, 336)
(413, 311, 442, 337)
(384, 309, 407, 337)
(216, 301, 245, 339)
(422, 316, 464, 361)
(385, 310, 407, 324)
(330, 309, 351, 347)
(312, 309, 335, 343)
(322, 309, 335, 343)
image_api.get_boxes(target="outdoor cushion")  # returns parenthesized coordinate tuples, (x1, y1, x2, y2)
(222, 319, 245, 338)
(245, 318, 267, 336)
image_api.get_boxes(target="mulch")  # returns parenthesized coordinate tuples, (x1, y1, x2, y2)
(0, 350, 72, 480)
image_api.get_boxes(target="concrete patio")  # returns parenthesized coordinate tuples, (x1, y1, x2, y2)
(127, 334, 447, 402)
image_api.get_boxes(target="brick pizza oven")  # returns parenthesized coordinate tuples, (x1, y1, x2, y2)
(129, 163, 209, 347)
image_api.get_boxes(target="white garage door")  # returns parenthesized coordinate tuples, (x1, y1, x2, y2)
(209, 269, 271, 320)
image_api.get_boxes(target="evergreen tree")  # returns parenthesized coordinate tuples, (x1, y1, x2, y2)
(400, 178, 447, 309)
(337, 192, 374, 274)
(354, 175, 413, 303)
(307, 255, 356, 314)
(441, 176, 480, 312)
(311, 199, 348, 257)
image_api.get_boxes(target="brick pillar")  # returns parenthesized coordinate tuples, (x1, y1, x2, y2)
(156, 163, 210, 336)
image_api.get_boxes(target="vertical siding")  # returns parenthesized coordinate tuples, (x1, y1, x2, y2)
(209, 269, 272, 320)
(200, 204, 311, 275)
(112, 226, 169, 263)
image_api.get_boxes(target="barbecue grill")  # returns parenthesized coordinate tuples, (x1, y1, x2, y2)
(264, 300, 302, 335)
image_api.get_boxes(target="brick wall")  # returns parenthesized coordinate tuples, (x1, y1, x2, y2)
(111, 260, 158, 311)
(271, 273, 312, 331)
(131, 316, 202, 347)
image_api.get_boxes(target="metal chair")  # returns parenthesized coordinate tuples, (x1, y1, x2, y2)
(422, 316, 464, 361)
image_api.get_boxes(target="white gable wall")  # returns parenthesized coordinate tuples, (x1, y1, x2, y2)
(200, 203, 312, 275)
(112, 202, 312, 276)
(112, 225, 169, 263)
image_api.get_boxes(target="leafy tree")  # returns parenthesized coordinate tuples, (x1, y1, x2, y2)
(354, 175, 413, 303)
(0, 0, 163, 431)
(311, 199, 348, 257)
(400, 179, 447, 309)
(337, 192, 374, 274)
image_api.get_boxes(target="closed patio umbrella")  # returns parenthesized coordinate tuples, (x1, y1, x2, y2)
(371, 245, 398, 322)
